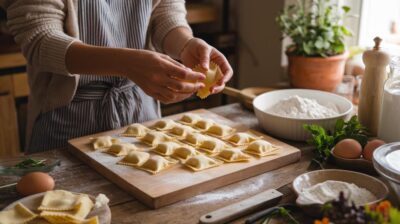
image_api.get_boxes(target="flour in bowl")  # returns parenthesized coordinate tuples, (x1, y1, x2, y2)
(268, 95, 339, 119)
(297, 180, 376, 206)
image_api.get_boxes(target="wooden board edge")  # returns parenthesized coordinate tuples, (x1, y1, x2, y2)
(152, 149, 302, 208)
(67, 142, 157, 208)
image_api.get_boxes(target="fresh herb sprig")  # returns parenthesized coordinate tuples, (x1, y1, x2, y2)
(304, 115, 368, 168)
(14, 158, 46, 169)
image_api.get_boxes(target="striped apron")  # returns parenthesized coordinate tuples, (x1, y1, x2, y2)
(28, 0, 160, 153)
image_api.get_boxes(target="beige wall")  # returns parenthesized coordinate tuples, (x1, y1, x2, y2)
(236, 0, 286, 88)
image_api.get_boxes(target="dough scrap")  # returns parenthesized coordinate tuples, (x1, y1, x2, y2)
(193, 62, 223, 99)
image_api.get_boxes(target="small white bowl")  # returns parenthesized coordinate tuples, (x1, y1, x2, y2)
(292, 169, 388, 216)
(253, 89, 353, 141)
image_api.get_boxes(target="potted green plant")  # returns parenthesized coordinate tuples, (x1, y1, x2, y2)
(277, 0, 352, 91)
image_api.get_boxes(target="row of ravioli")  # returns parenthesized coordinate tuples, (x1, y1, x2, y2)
(90, 113, 280, 174)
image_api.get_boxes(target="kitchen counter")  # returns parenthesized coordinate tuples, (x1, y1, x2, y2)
(0, 103, 398, 223)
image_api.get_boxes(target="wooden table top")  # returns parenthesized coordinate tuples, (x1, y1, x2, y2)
(0, 103, 398, 224)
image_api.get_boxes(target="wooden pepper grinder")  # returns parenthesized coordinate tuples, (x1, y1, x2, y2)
(358, 37, 390, 136)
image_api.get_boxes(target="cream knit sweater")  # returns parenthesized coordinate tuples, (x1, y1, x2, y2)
(0, 0, 191, 148)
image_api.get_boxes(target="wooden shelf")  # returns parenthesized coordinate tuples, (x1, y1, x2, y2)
(186, 3, 218, 24)
(0, 53, 25, 70)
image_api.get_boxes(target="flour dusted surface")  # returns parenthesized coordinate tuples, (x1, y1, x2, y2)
(268, 95, 339, 119)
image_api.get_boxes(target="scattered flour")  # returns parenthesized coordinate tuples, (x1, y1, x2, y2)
(297, 180, 376, 206)
(268, 95, 339, 119)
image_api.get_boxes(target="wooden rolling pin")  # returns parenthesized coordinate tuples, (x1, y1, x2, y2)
(222, 87, 275, 110)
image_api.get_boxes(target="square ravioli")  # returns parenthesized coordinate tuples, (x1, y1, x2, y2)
(121, 123, 149, 137)
(217, 148, 251, 162)
(184, 154, 222, 171)
(226, 132, 261, 146)
(118, 151, 150, 167)
(139, 131, 173, 146)
(243, 140, 279, 157)
(167, 124, 198, 139)
(138, 155, 177, 174)
(194, 119, 215, 131)
(104, 143, 137, 157)
(152, 141, 182, 156)
(90, 136, 119, 151)
(182, 132, 209, 146)
(178, 113, 202, 125)
(171, 145, 200, 162)
(198, 138, 227, 155)
(206, 124, 235, 137)
(150, 119, 178, 131)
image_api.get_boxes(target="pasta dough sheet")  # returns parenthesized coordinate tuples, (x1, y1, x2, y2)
(0, 203, 37, 224)
(193, 62, 223, 99)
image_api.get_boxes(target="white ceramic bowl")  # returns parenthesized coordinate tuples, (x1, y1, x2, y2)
(253, 89, 353, 141)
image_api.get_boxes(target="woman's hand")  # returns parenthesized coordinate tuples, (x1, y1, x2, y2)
(124, 50, 205, 104)
(179, 38, 233, 94)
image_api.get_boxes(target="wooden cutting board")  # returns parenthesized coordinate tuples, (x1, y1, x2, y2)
(68, 109, 301, 209)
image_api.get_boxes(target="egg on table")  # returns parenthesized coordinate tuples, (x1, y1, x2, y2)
(333, 139, 362, 159)
(363, 139, 385, 161)
(16, 172, 55, 196)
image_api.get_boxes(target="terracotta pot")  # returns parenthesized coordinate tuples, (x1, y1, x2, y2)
(287, 52, 349, 92)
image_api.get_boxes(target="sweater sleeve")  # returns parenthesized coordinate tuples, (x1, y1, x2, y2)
(150, 0, 192, 53)
(5, 0, 79, 76)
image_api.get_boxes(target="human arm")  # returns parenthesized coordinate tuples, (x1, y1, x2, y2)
(65, 42, 205, 104)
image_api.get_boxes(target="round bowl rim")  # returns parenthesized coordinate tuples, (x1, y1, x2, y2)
(253, 89, 354, 121)
(292, 169, 389, 205)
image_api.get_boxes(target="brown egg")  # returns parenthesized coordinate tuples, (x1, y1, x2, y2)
(333, 139, 362, 159)
(16, 172, 55, 196)
(363, 139, 385, 161)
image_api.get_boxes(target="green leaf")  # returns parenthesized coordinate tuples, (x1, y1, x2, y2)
(342, 6, 351, 13)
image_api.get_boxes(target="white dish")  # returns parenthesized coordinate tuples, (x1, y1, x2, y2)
(253, 89, 353, 141)
(373, 143, 400, 202)
(292, 169, 388, 216)
(3, 192, 111, 224)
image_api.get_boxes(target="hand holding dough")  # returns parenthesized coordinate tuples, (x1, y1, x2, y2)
(193, 62, 223, 99)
